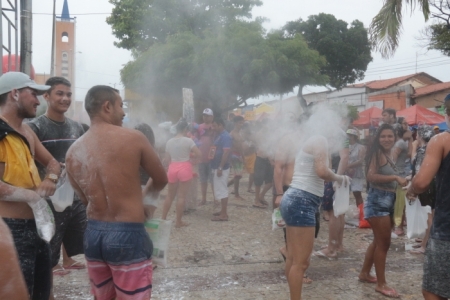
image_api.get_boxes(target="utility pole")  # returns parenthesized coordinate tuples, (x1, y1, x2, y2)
(50, 0, 56, 76)
(20, 0, 32, 75)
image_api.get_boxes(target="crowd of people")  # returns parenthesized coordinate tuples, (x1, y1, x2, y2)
(0, 71, 448, 300)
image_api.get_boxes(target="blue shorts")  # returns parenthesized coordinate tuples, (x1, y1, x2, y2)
(364, 188, 395, 219)
(84, 220, 153, 300)
(198, 162, 212, 183)
(280, 187, 321, 227)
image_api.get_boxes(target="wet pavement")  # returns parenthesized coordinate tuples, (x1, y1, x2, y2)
(54, 176, 425, 299)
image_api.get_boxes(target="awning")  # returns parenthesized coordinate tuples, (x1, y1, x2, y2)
(397, 105, 445, 125)
(353, 107, 382, 128)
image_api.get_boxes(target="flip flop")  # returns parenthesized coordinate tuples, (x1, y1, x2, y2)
(260, 199, 269, 205)
(313, 250, 337, 260)
(252, 204, 267, 209)
(412, 244, 421, 248)
(53, 267, 70, 276)
(211, 216, 228, 221)
(415, 238, 423, 243)
(375, 287, 400, 298)
(64, 261, 86, 270)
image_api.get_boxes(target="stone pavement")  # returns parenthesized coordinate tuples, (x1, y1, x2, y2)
(54, 176, 425, 299)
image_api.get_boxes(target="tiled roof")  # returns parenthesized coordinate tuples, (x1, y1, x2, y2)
(412, 81, 450, 98)
(349, 72, 441, 90)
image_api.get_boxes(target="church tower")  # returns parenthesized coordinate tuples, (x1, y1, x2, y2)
(54, 0, 75, 88)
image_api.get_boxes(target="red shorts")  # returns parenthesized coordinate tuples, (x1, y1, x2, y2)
(167, 161, 193, 183)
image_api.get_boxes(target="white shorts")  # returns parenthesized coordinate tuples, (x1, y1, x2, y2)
(350, 178, 364, 192)
(212, 168, 230, 200)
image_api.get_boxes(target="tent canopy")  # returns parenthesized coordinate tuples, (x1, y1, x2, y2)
(397, 105, 445, 125)
(353, 106, 382, 128)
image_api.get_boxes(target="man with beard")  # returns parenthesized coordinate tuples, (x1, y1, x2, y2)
(0, 72, 61, 299)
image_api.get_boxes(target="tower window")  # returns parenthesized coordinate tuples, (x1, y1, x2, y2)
(62, 32, 69, 43)
(62, 52, 68, 61)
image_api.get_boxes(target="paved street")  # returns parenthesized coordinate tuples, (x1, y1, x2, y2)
(54, 176, 425, 299)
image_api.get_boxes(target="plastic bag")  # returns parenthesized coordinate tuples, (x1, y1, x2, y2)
(344, 204, 359, 227)
(272, 208, 285, 230)
(144, 219, 172, 266)
(358, 203, 371, 228)
(28, 198, 55, 242)
(49, 174, 74, 212)
(405, 197, 429, 239)
(394, 186, 406, 227)
(333, 182, 349, 217)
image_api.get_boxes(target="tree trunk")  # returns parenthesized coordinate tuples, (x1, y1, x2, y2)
(297, 84, 308, 111)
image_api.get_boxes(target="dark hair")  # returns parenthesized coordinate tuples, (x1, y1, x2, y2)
(45, 76, 71, 93)
(84, 85, 119, 117)
(0, 93, 7, 106)
(213, 118, 225, 127)
(395, 117, 406, 137)
(175, 119, 189, 133)
(233, 115, 244, 123)
(135, 123, 155, 146)
(382, 108, 396, 119)
(365, 124, 396, 176)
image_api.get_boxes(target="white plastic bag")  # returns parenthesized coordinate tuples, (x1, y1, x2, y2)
(272, 208, 285, 230)
(144, 219, 172, 266)
(405, 197, 430, 239)
(28, 198, 55, 242)
(333, 181, 350, 217)
(49, 174, 74, 212)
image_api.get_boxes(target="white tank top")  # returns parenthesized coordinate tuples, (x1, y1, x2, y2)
(290, 150, 326, 197)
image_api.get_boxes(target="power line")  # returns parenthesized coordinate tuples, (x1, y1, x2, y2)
(33, 12, 112, 15)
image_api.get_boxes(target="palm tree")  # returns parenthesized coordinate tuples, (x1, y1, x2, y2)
(370, 0, 430, 58)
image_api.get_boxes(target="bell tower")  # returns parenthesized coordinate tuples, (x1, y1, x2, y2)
(54, 0, 75, 88)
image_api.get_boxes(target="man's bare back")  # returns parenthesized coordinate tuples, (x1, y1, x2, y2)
(66, 124, 167, 223)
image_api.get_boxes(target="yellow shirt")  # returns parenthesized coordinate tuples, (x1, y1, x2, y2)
(0, 134, 41, 189)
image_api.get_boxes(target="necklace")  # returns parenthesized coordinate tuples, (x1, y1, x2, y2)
(44, 114, 66, 126)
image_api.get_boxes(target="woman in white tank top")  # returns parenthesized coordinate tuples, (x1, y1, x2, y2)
(279, 134, 348, 299)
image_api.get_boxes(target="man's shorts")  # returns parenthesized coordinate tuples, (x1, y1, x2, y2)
(3, 218, 52, 300)
(167, 161, 193, 183)
(244, 153, 256, 174)
(350, 177, 364, 192)
(84, 220, 153, 300)
(198, 162, 212, 183)
(212, 168, 230, 200)
(254, 156, 273, 186)
(231, 154, 244, 177)
(364, 188, 395, 219)
(280, 188, 321, 227)
(47, 199, 87, 267)
(423, 238, 450, 298)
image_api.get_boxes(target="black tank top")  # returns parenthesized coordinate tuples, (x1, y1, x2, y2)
(432, 130, 450, 241)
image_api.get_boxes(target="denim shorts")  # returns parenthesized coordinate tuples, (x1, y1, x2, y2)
(364, 188, 396, 219)
(280, 187, 321, 227)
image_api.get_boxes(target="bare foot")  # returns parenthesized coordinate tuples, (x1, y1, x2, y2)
(314, 249, 337, 260)
(303, 275, 313, 284)
(320, 245, 344, 253)
(375, 285, 400, 298)
(175, 221, 189, 228)
(358, 273, 377, 283)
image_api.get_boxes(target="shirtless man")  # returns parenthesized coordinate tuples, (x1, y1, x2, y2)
(227, 115, 245, 200)
(65, 85, 167, 300)
(0, 72, 61, 299)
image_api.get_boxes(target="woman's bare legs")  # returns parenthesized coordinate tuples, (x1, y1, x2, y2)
(285, 226, 315, 300)
(359, 215, 399, 297)
(161, 182, 178, 220)
(175, 180, 191, 228)
(353, 191, 363, 207)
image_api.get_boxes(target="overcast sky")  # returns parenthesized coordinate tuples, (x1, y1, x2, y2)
(27, 0, 450, 102)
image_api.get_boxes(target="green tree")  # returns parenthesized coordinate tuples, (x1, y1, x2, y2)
(369, 0, 430, 58)
(284, 13, 373, 90)
(107, 0, 262, 53)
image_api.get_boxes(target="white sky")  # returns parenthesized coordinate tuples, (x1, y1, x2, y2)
(26, 0, 450, 102)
